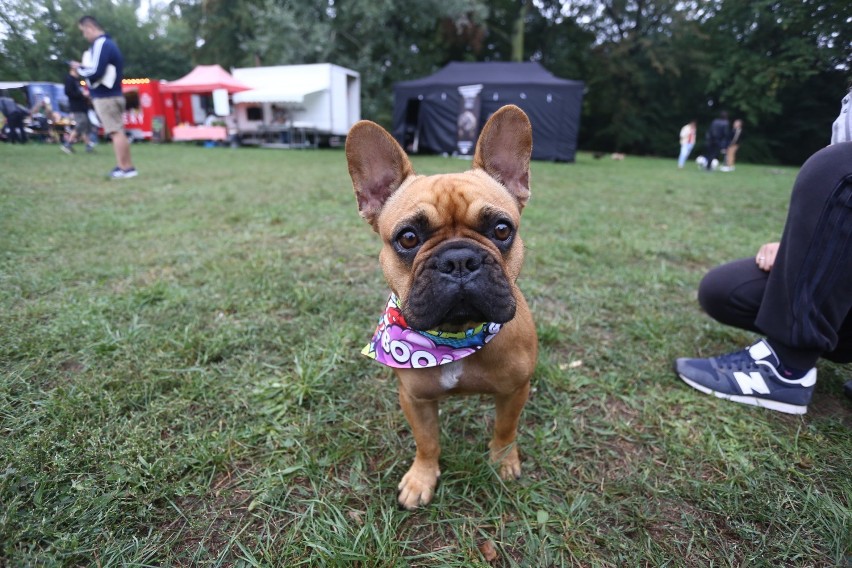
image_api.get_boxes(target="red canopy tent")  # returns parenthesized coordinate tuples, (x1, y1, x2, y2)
(160, 64, 251, 94)
(160, 65, 250, 141)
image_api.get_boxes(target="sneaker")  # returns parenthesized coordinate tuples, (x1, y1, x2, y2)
(61, 143, 74, 154)
(85, 144, 94, 153)
(108, 167, 138, 179)
(674, 339, 816, 414)
(719, 165, 732, 172)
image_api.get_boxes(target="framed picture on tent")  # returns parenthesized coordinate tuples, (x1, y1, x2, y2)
(456, 84, 483, 156)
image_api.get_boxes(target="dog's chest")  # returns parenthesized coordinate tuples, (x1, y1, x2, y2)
(398, 351, 508, 398)
(439, 360, 464, 390)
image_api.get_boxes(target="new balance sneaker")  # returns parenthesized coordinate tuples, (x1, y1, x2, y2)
(108, 167, 138, 179)
(674, 339, 816, 414)
(61, 142, 74, 154)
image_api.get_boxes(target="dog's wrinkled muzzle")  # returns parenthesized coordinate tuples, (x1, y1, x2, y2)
(405, 242, 516, 330)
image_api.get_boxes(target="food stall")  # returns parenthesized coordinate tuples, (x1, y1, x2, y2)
(121, 78, 191, 141)
(159, 65, 250, 142)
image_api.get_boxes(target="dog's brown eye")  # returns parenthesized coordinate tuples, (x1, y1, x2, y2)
(397, 230, 420, 249)
(494, 223, 512, 241)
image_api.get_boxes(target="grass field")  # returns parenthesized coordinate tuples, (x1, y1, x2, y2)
(1, 141, 850, 567)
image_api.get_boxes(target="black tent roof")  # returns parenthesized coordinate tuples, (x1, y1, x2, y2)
(396, 61, 583, 88)
(393, 62, 585, 162)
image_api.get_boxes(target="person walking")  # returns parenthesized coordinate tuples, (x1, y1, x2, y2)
(62, 64, 95, 154)
(71, 15, 136, 178)
(677, 120, 697, 169)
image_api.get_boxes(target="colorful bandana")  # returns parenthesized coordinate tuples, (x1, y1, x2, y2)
(362, 294, 502, 368)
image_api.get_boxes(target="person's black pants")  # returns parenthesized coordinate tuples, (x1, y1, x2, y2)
(6, 112, 27, 143)
(703, 142, 722, 169)
(697, 142, 852, 366)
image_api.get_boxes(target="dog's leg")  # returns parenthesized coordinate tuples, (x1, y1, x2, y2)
(397, 388, 441, 509)
(489, 382, 530, 480)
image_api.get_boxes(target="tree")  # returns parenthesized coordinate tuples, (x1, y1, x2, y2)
(701, 0, 852, 162)
(324, 0, 489, 123)
(0, 0, 72, 81)
(2, 0, 846, 164)
(549, 0, 710, 154)
(0, 0, 193, 83)
(527, 0, 849, 163)
(169, 0, 261, 68)
(233, 0, 336, 66)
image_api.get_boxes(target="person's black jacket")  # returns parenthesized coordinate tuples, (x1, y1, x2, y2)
(64, 73, 88, 113)
(0, 95, 27, 118)
(707, 118, 731, 147)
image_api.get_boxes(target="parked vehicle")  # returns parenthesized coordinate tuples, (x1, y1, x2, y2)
(230, 63, 360, 147)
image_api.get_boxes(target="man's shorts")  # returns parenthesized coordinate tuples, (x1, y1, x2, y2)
(72, 111, 91, 136)
(92, 96, 126, 136)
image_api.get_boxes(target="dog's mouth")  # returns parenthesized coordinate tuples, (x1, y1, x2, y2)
(403, 243, 516, 330)
(441, 300, 491, 327)
(404, 292, 515, 331)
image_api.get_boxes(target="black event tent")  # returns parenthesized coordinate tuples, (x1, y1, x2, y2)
(392, 62, 584, 162)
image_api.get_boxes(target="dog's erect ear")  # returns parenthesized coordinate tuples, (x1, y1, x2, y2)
(346, 120, 415, 228)
(473, 105, 533, 209)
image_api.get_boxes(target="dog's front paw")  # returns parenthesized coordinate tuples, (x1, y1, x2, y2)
(397, 461, 441, 509)
(490, 443, 522, 480)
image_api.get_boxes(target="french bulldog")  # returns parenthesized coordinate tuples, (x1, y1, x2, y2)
(346, 105, 538, 509)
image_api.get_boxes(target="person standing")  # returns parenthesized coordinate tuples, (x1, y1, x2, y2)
(721, 119, 743, 172)
(71, 15, 136, 179)
(62, 64, 95, 154)
(698, 111, 730, 171)
(677, 120, 697, 169)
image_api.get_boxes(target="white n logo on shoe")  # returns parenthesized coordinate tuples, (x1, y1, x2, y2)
(733, 371, 770, 395)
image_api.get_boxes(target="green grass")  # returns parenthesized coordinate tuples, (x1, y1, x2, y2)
(1, 142, 850, 567)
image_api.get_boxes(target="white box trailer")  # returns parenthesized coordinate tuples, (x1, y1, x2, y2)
(231, 63, 360, 147)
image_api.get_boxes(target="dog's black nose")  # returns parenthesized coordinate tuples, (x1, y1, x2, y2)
(438, 247, 482, 276)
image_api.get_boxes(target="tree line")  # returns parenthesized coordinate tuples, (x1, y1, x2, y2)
(1, 0, 849, 164)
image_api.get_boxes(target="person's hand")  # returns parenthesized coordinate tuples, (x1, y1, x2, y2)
(756, 242, 780, 272)
(70, 61, 81, 69)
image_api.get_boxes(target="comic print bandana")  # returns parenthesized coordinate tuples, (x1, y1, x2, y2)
(362, 294, 503, 369)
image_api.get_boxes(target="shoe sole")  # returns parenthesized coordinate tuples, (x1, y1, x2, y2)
(678, 373, 807, 414)
(61, 146, 73, 154)
(109, 171, 138, 179)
